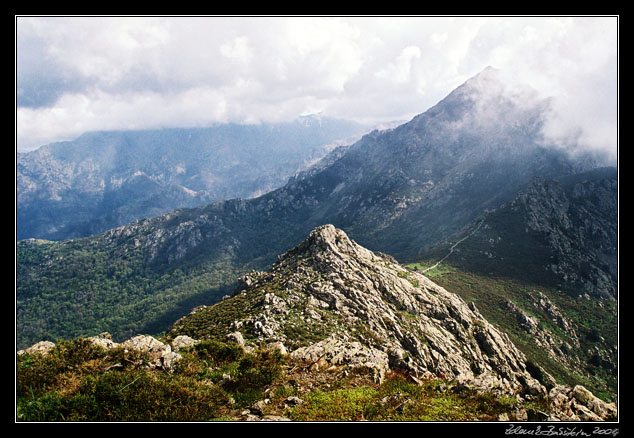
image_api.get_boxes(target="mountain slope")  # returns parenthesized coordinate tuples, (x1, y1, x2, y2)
(420, 167, 618, 300)
(164, 224, 570, 409)
(167, 224, 543, 395)
(17, 116, 368, 241)
(16, 67, 614, 352)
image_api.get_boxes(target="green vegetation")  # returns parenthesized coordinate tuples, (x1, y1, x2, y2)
(15, 191, 322, 352)
(397, 270, 419, 288)
(286, 372, 545, 422)
(16, 339, 534, 422)
(16, 235, 246, 350)
(16, 338, 283, 421)
(404, 261, 457, 279)
(280, 312, 336, 350)
(165, 274, 342, 351)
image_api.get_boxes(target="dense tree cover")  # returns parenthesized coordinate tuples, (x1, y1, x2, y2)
(16, 236, 245, 350)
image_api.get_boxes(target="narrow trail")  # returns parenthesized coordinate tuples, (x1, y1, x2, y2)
(422, 218, 485, 273)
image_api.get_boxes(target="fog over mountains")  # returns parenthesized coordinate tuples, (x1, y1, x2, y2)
(17, 115, 372, 240)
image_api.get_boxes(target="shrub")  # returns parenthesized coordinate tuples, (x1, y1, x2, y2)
(222, 348, 284, 406)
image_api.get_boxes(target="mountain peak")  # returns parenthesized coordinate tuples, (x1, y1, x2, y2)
(457, 66, 511, 101)
(443, 66, 538, 107)
(169, 224, 548, 397)
(476, 64, 500, 77)
(465, 65, 501, 85)
(306, 223, 340, 244)
(296, 224, 355, 255)
(277, 224, 383, 274)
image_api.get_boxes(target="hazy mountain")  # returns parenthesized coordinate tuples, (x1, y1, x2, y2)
(16, 66, 616, 380)
(17, 115, 369, 241)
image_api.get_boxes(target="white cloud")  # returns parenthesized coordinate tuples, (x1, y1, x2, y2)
(220, 36, 253, 62)
(16, 15, 618, 159)
(376, 46, 421, 84)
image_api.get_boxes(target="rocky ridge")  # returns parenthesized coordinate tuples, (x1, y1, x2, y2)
(17, 225, 617, 421)
(166, 225, 616, 421)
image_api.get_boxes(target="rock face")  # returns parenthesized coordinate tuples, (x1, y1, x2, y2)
(548, 385, 617, 421)
(169, 225, 544, 396)
(440, 168, 617, 300)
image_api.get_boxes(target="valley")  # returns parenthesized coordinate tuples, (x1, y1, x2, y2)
(17, 116, 371, 241)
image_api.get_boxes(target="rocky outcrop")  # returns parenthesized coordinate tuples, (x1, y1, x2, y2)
(167, 224, 617, 420)
(171, 225, 545, 397)
(171, 334, 199, 351)
(17, 340, 56, 356)
(505, 300, 577, 367)
(122, 335, 182, 371)
(529, 292, 579, 344)
(293, 226, 540, 389)
(290, 336, 390, 384)
(548, 385, 617, 421)
(18, 333, 183, 372)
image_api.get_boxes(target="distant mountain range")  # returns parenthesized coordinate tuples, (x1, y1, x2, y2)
(16, 67, 618, 402)
(17, 115, 373, 241)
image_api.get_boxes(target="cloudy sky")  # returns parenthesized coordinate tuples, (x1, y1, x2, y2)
(15, 16, 618, 160)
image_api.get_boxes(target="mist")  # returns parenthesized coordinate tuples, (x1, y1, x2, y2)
(16, 16, 617, 160)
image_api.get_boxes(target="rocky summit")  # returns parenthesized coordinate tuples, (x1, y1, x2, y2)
(167, 224, 616, 420)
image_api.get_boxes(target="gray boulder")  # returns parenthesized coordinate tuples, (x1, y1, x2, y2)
(17, 340, 56, 356)
(122, 335, 182, 371)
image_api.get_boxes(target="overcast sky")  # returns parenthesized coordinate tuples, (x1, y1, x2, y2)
(15, 16, 618, 161)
